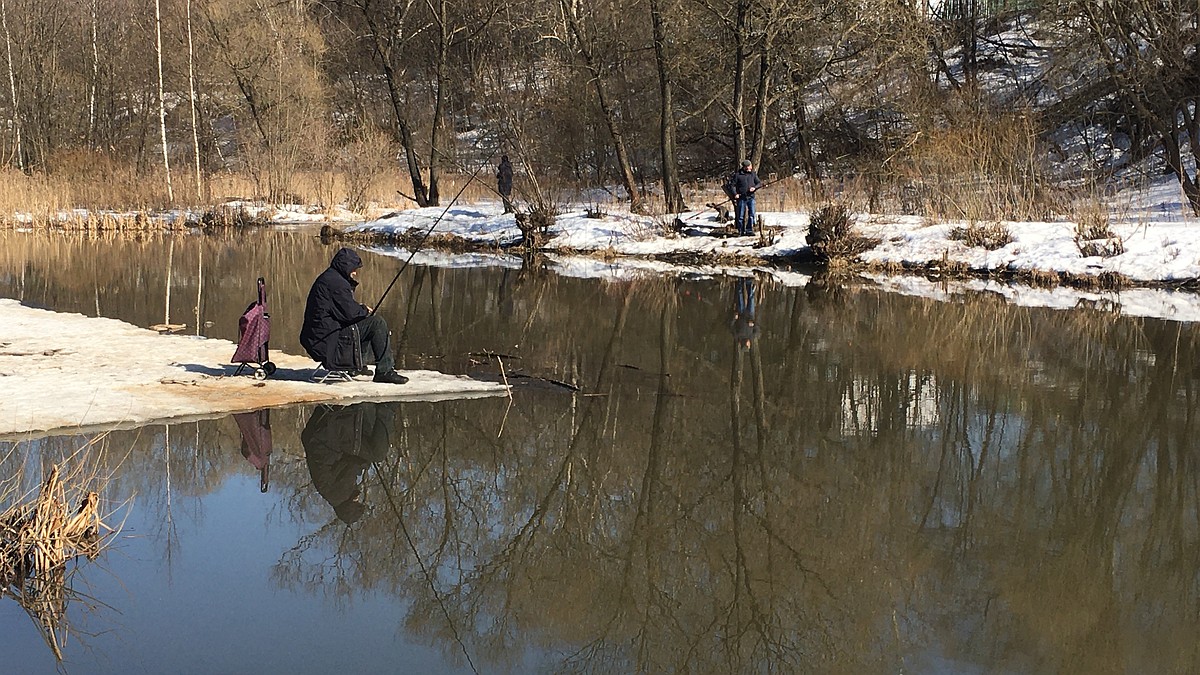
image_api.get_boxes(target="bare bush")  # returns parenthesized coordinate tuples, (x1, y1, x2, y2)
(515, 193, 558, 250)
(196, 204, 267, 228)
(338, 131, 395, 214)
(1074, 207, 1125, 257)
(806, 203, 879, 262)
(948, 221, 1013, 250)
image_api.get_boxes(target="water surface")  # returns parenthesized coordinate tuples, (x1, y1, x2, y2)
(2, 229, 1199, 673)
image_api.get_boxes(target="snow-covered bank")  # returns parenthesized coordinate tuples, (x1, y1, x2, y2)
(346, 187, 1200, 324)
(0, 300, 507, 440)
(352, 192, 1200, 285)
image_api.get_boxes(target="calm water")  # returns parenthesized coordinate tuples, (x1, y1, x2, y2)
(2, 229, 1200, 673)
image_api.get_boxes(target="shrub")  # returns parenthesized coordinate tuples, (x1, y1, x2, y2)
(805, 203, 879, 262)
(1074, 208, 1125, 258)
(515, 196, 557, 250)
(948, 221, 1013, 250)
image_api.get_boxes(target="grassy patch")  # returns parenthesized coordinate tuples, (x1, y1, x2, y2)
(1073, 207, 1125, 258)
(948, 221, 1013, 250)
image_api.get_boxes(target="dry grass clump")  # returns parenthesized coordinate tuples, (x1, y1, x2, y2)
(192, 204, 270, 228)
(1, 462, 119, 660)
(805, 203, 880, 262)
(948, 221, 1013, 250)
(1073, 205, 1125, 258)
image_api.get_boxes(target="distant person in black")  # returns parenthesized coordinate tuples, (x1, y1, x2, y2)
(726, 159, 763, 236)
(299, 247, 408, 384)
(731, 276, 758, 349)
(301, 402, 393, 524)
(497, 154, 514, 214)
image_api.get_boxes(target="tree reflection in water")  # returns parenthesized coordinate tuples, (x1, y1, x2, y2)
(4, 232, 1200, 671)
(265, 274, 1200, 673)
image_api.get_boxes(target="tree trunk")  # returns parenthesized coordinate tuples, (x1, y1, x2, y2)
(186, 0, 203, 200)
(649, 0, 685, 213)
(87, 0, 98, 148)
(155, 0, 174, 203)
(750, 50, 769, 169)
(731, 0, 750, 163)
(359, 0, 431, 206)
(561, 0, 643, 213)
(1, 0, 22, 169)
(1180, 102, 1200, 216)
(427, 0, 449, 208)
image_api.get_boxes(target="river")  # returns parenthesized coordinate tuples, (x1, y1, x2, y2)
(1, 228, 1198, 673)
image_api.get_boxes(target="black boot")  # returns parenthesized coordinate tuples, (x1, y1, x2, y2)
(373, 369, 409, 385)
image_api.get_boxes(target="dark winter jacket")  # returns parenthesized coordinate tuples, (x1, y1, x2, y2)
(299, 247, 368, 363)
(727, 168, 763, 198)
(497, 159, 514, 195)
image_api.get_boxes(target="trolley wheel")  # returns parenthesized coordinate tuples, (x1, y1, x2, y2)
(254, 367, 267, 381)
(263, 361, 277, 377)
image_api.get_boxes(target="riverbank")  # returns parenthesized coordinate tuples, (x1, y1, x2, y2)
(0, 299, 507, 440)
(342, 178, 1200, 291)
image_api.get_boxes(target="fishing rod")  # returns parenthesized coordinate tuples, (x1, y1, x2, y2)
(679, 173, 792, 225)
(371, 157, 493, 314)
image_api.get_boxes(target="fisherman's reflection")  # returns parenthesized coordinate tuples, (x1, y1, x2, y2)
(731, 276, 759, 349)
(301, 402, 393, 524)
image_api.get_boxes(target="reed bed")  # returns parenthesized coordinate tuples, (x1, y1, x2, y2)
(1, 461, 119, 660)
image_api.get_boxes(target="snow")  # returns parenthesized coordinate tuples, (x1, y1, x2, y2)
(347, 177, 1200, 323)
(0, 300, 507, 440)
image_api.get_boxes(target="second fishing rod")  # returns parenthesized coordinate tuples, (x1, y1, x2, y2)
(370, 155, 496, 315)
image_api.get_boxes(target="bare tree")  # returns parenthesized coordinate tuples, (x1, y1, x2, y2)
(154, 0, 174, 202)
(560, 0, 644, 212)
(1058, 0, 1200, 214)
(649, 0, 685, 213)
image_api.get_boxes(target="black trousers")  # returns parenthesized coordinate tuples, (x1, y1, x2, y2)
(349, 314, 394, 373)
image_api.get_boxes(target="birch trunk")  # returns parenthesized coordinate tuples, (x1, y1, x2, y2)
(186, 0, 202, 200)
(1, 0, 21, 169)
(88, 0, 99, 147)
(155, 0, 174, 202)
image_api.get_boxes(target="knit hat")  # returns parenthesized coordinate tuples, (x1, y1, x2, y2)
(741, 159, 751, 168)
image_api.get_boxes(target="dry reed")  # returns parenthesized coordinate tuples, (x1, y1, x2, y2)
(1, 461, 120, 660)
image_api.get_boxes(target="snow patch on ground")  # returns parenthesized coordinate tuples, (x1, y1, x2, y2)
(0, 300, 507, 440)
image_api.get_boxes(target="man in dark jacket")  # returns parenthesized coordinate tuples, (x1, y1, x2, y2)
(497, 154, 514, 213)
(726, 159, 763, 236)
(300, 247, 408, 384)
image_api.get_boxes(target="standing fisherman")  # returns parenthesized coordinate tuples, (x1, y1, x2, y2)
(497, 154, 514, 214)
(726, 159, 763, 236)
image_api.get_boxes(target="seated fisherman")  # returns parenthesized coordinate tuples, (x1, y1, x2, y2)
(299, 247, 408, 384)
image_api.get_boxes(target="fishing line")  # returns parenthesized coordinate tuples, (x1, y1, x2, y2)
(371, 156, 495, 314)
(370, 460, 480, 675)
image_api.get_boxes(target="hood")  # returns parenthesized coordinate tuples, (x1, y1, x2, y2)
(329, 248, 363, 282)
